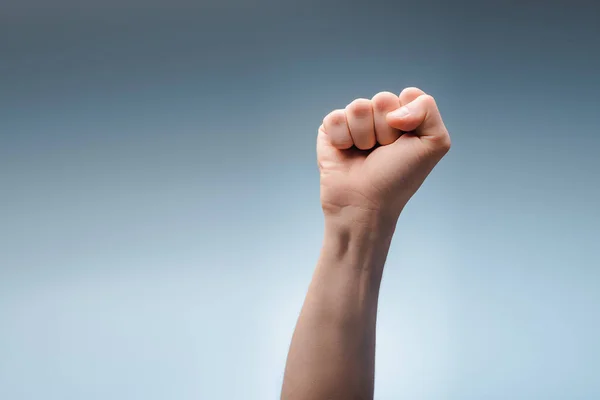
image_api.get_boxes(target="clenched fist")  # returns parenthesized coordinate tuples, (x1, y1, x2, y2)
(317, 87, 451, 221)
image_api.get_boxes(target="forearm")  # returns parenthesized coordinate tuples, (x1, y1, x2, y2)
(281, 213, 397, 400)
(282, 87, 450, 399)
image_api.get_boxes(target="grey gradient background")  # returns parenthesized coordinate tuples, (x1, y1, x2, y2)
(1, 1, 599, 399)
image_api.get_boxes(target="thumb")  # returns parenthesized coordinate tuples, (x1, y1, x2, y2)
(385, 94, 450, 148)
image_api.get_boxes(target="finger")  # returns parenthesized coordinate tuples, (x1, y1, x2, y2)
(316, 125, 340, 170)
(398, 86, 426, 106)
(345, 98, 376, 150)
(385, 94, 450, 149)
(322, 109, 353, 150)
(371, 91, 401, 145)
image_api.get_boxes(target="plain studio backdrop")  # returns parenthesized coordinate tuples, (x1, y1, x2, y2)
(1, 1, 599, 399)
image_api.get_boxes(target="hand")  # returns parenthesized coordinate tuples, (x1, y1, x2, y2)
(317, 87, 451, 221)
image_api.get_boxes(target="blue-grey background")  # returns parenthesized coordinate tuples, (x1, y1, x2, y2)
(1, 1, 599, 399)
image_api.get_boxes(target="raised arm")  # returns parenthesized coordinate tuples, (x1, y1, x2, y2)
(281, 88, 451, 400)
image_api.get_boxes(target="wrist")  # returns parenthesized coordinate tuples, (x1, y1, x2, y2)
(321, 208, 398, 275)
(323, 205, 399, 239)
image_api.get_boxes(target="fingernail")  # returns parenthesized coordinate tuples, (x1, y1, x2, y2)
(389, 106, 410, 119)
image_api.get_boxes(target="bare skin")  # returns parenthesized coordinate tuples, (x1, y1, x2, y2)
(280, 87, 451, 400)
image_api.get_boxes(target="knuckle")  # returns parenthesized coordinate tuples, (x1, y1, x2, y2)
(400, 86, 426, 99)
(441, 135, 452, 152)
(432, 130, 451, 153)
(420, 94, 437, 107)
(371, 91, 397, 111)
(346, 98, 372, 117)
(325, 109, 347, 126)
